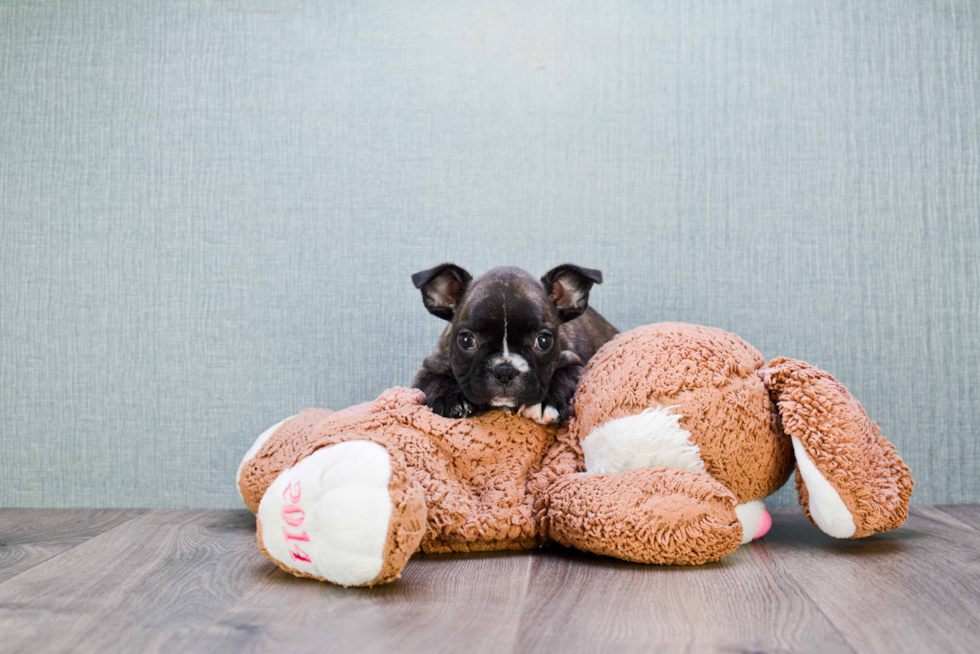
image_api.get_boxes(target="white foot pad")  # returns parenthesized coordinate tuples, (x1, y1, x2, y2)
(792, 435, 857, 538)
(257, 440, 394, 586)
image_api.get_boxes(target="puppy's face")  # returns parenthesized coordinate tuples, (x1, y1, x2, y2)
(449, 269, 560, 408)
(412, 264, 601, 409)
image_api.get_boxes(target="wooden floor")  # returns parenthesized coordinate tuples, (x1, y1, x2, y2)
(0, 506, 978, 653)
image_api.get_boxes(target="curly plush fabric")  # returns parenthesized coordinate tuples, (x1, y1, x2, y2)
(571, 323, 794, 503)
(242, 387, 566, 553)
(238, 322, 913, 584)
(547, 467, 743, 565)
(763, 358, 914, 537)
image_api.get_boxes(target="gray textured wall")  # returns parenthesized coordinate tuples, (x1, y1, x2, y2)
(1, 0, 977, 509)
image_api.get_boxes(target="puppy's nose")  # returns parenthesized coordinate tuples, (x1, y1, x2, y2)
(492, 362, 519, 385)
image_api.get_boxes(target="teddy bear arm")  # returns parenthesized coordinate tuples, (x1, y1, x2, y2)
(544, 467, 743, 565)
(526, 428, 585, 536)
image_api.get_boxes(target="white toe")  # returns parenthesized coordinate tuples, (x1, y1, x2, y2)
(257, 440, 394, 586)
(520, 403, 544, 422)
(520, 403, 557, 424)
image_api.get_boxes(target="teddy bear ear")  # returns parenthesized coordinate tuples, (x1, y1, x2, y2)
(762, 358, 913, 539)
(540, 264, 603, 322)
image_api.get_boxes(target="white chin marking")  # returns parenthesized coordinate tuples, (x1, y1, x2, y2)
(581, 407, 705, 475)
(735, 500, 767, 545)
(237, 416, 295, 495)
(791, 436, 857, 538)
(491, 397, 518, 408)
(257, 440, 394, 586)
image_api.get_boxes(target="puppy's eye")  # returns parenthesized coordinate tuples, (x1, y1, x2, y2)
(534, 332, 554, 352)
(457, 331, 477, 350)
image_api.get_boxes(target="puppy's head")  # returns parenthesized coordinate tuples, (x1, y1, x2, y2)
(412, 263, 602, 408)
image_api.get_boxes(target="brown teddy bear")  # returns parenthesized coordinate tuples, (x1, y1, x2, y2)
(237, 323, 912, 586)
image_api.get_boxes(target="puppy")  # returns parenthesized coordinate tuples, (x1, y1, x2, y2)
(411, 264, 618, 424)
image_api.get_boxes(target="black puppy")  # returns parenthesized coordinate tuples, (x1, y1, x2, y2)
(411, 264, 618, 424)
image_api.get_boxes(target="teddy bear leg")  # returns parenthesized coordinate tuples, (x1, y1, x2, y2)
(256, 437, 427, 587)
(546, 467, 743, 565)
(763, 358, 914, 538)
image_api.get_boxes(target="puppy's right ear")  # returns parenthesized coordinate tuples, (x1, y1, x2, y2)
(411, 264, 473, 320)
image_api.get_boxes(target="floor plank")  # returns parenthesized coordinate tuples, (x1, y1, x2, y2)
(1, 506, 978, 653)
(182, 550, 533, 654)
(0, 509, 145, 584)
(0, 510, 275, 654)
(513, 542, 853, 653)
(936, 504, 980, 531)
(764, 506, 980, 654)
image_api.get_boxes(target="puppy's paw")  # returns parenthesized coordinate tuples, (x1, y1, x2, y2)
(429, 392, 477, 419)
(519, 403, 563, 425)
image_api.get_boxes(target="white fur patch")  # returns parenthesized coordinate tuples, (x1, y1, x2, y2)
(582, 407, 705, 475)
(257, 440, 394, 586)
(735, 500, 767, 544)
(491, 397, 518, 408)
(791, 436, 857, 538)
(502, 305, 510, 356)
(495, 294, 530, 373)
(490, 352, 531, 374)
(237, 416, 294, 497)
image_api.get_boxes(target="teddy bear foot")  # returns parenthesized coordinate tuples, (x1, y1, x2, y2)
(791, 431, 911, 539)
(764, 358, 914, 539)
(256, 439, 426, 587)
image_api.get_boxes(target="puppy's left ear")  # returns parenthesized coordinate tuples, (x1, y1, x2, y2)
(541, 264, 603, 322)
(411, 263, 473, 320)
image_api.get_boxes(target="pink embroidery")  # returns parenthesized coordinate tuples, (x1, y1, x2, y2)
(279, 479, 314, 564)
(283, 527, 311, 542)
(289, 544, 312, 563)
(281, 505, 305, 527)
(282, 481, 302, 503)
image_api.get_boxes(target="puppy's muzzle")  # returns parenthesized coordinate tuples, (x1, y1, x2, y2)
(491, 362, 519, 385)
